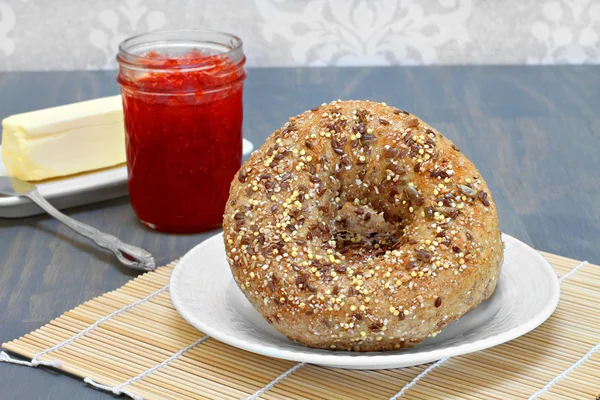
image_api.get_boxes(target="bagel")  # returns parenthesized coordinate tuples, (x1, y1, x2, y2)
(223, 100, 503, 351)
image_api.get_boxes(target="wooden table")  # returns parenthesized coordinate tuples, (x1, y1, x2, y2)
(1, 67, 599, 399)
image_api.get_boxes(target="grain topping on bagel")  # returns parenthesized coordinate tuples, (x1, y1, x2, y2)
(224, 100, 503, 351)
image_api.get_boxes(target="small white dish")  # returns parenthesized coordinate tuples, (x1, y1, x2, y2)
(0, 139, 254, 218)
(170, 233, 560, 370)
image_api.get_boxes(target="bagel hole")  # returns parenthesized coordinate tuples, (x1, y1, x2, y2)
(331, 202, 402, 261)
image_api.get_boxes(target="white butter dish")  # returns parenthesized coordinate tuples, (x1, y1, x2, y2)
(0, 139, 254, 218)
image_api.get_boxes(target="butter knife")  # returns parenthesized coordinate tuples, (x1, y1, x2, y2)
(0, 176, 155, 271)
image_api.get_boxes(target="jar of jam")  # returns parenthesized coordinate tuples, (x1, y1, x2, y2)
(117, 30, 246, 233)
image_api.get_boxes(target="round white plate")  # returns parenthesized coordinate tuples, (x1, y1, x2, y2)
(170, 233, 559, 369)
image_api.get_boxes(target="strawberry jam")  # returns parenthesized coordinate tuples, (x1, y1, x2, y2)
(117, 31, 246, 233)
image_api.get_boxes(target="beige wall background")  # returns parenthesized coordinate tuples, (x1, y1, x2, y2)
(0, 0, 598, 70)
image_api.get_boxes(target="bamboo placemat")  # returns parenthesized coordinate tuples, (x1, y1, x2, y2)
(1, 252, 598, 400)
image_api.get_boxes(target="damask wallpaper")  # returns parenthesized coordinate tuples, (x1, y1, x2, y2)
(0, 0, 598, 70)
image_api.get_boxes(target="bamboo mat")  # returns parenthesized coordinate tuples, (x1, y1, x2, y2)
(1, 252, 599, 400)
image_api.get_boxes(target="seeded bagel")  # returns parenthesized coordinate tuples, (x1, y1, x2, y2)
(223, 100, 503, 351)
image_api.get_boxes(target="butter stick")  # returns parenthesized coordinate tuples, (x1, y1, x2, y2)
(1, 95, 126, 181)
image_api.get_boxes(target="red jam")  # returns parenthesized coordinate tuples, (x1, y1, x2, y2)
(118, 43, 246, 233)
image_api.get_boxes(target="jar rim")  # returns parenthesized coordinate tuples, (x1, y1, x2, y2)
(117, 29, 244, 71)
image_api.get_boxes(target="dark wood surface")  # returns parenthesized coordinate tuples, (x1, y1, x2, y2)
(1, 66, 599, 399)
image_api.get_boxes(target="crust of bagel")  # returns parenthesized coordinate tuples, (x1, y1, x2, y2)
(223, 100, 503, 352)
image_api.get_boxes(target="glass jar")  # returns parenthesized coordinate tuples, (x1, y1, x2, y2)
(117, 30, 246, 233)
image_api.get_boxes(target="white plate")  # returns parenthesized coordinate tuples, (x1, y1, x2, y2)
(0, 139, 254, 218)
(170, 233, 560, 369)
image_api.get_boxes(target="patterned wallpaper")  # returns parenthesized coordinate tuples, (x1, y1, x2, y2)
(0, 0, 599, 70)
